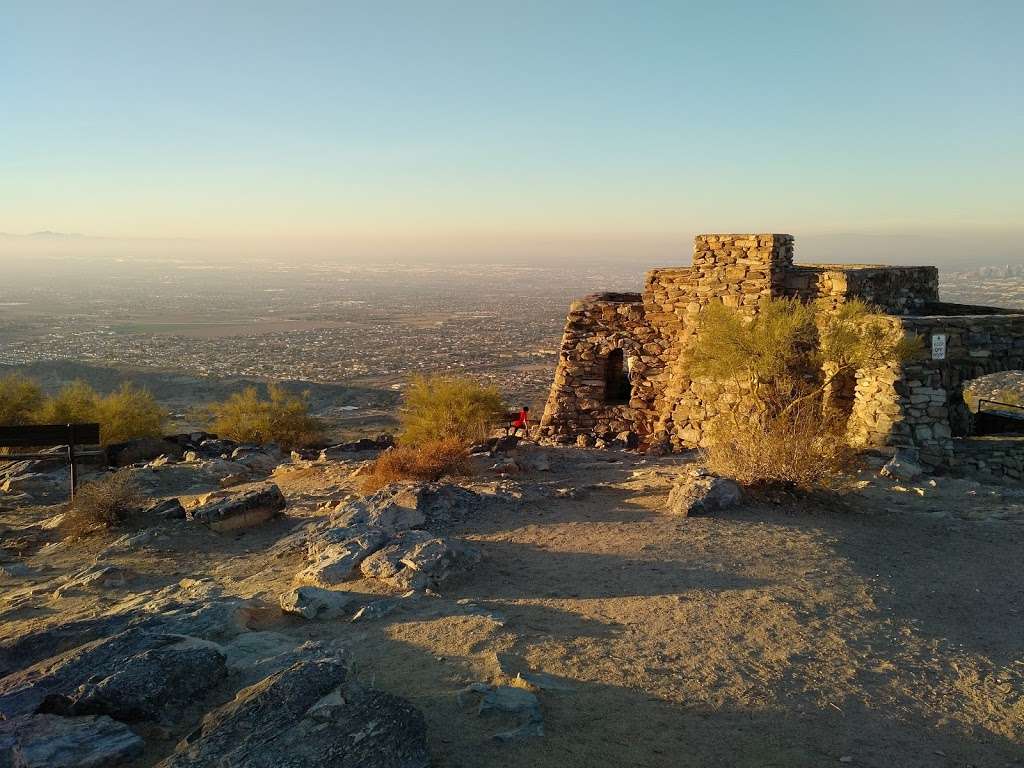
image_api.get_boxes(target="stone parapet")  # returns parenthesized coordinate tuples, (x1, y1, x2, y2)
(783, 265, 938, 314)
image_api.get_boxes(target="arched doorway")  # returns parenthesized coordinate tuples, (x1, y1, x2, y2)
(604, 348, 631, 405)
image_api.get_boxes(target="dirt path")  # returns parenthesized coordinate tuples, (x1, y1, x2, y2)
(2, 449, 1022, 767)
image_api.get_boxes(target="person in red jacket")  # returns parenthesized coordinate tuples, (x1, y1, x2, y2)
(510, 405, 530, 436)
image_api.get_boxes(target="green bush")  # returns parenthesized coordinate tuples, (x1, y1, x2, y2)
(0, 373, 44, 426)
(94, 383, 166, 445)
(3, 377, 165, 446)
(398, 375, 505, 447)
(208, 383, 324, 449)
(34, 380, 99, 425)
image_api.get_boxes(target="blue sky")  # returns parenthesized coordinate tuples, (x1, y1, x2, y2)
(3, 1, 1022, 243)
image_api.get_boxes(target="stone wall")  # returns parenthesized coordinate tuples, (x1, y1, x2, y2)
(783, 266, 938, 314)
(847, 313, 1024, 465)
(954, 436, 1024, 479)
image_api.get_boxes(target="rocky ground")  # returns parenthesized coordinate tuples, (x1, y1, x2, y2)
(1, 439, 1023, 767)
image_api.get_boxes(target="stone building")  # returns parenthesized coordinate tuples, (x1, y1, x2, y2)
(539, 234, 1024, 469)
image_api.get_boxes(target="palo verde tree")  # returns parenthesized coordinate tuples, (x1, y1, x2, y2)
(686, 297, 920, 489)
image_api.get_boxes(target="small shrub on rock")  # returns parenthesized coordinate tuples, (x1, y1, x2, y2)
(208, 383, 324, 449)
(63, 474, 145, 534)
(360, 437, 472, 493)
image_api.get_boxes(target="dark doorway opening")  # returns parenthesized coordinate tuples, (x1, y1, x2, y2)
(605, 348, 631, 405)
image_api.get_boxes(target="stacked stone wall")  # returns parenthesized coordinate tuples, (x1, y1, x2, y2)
(953, 437, 1024, 479)
(846, 314, 1024, 465)
(783, 266, 938, 314)
(538, 294, 659, 440)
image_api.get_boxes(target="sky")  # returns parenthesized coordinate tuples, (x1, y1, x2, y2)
(3, 1, 1023, 260)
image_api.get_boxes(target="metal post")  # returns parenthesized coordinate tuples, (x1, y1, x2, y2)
(67, 423, 78, 502)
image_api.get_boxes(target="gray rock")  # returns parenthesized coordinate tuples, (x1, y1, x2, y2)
(0, 713, 143, 768)
(667, 469, 742, 516)
(279, 586, 354, 620)
(53, 565, 130, 598)
(477, 685, 544, 742)
(230, 447, 279, 473)
(519, 450, 551, 472)
(188, 483, 286, 532)
(303, 529, 390, 585)
(106, 437, 183, 468)
(0, 629, 179, 719)
(0, 562, 31, 579)
(350, 599, 398, 622)
(333, 496, 426, 533)
(880, 448, 924, 482)
(359, 531, 435, 581)
(0, 471, 67, 499)
(157, 657, 429, 768)
(42, 641, 227, 723)
(143, 497, 186, 520)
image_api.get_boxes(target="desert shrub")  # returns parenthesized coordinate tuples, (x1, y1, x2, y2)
(359, 437, 472, 493)
(208, 383, 324, 449)
(701, 404, 857, 491)
(34, 380, 100, 425)
(62, 473, 144, 534)
(0, 373, 44, 426)
(398, 375, 505, 447)
(92, 383, 166, 446)
(689, 298, 919, 489)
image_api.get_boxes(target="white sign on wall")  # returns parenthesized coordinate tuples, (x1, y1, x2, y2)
(931, 333, 947, 361)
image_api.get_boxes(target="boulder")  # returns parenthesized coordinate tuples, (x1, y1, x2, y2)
(333, 499, 425, 536)
(359, 530, 435, 581)
(0, 629, 180, 719)
(303, 528, 390, 585)
(157, 657, 429, 768)
(319, 439, 380, 460)
(279, 586, 354, 620)
(667, 468, 742, 516)
(472, 685, 544, 742)
(230, 446, 280, 473)
(1, 470, 67, 499)
(880, 447, 924, 482)
(106, 437, 183, 468)
(188, 484, 286, 532)
(0, 714, 143, 768)
(41, 641, 227, 723)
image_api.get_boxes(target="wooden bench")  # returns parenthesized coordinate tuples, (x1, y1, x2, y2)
(0, 423, 102, 500)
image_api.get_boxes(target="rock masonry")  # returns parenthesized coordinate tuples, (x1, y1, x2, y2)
(539, 234, 1024, 467)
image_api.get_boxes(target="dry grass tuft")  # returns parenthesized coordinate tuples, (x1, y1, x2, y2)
(62, 473, 145, 535)
(701, 405, 856, 491)
(359, 437, 472, 493)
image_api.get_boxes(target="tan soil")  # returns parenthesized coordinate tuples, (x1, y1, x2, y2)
(2, 449, 1022, 767)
